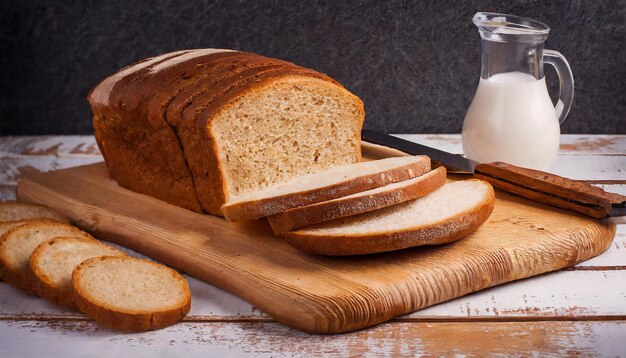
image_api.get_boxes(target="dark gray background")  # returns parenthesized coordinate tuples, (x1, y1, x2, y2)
(1, 0, 624, 135)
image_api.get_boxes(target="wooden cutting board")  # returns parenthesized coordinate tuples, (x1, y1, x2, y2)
(16, 153, 615, 334)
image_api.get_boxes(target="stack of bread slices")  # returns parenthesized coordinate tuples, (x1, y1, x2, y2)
(0, 201, 191, 331)
(222, 155, 495, 256)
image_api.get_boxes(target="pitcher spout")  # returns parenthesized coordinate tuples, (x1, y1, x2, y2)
(473, 12, 550, 43)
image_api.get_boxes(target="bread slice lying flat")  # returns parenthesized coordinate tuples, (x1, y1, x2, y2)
(0, 219, 94, 293)
(72, 256, 191, 331)
(284, 180, 495, 256)
(29, 237, 127, 308)
(222, 155, 431, 221)
(0, 201, 69, 223)
(267, 166, 447, 234)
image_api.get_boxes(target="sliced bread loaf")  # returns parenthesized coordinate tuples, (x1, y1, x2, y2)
(72, 256, 191, 331)
(0, 220, 94, 293)
(284, 180, 495, 256)
(89, 49, 365, 216)
(29, 237, 126, 308)
(0, 201, 69, 223)
(267, 166, 447, 234)
(221, 155, 431, 221)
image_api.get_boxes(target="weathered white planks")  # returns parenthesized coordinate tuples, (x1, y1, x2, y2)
(396, 134, 626, 155)
(548, 155, 626, 181)
(0, 157, 104, 186)
(0, 185, 16, 201)
(598, 184, 626, 196)
(0, 136, 100, 157)
(1, 320, 625, 357)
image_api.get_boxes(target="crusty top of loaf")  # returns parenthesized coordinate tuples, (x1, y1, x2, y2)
(87, 50, 190, 108)
(88, 49, 235, 112)
(149, 49, 235, 74)
(168, 53, 290, 127)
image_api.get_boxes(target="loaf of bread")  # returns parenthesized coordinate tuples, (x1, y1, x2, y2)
(88, 49, 365, 216)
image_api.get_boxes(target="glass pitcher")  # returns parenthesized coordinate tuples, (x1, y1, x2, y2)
(461, 12, 574, 170)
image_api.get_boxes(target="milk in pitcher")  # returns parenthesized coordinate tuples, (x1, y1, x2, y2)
(462, 13, 574, 171)
(462, 71, 560, 170)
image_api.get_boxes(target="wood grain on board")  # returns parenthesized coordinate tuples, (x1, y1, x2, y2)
(15, 161, 616, 333)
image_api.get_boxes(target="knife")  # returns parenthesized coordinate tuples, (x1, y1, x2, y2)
(361, 130, 626, 218)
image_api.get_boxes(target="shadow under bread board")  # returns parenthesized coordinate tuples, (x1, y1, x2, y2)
(15, 144, 616, 334)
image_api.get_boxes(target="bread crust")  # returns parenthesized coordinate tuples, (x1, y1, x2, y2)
(284, 180, 496, 256)
(72, 256, 191, 331)
(221, 156, 430, 221)
(90, 51, 202, 211)
(0, 219, 95, 293)
(267, 167, 447, 233)
(29, 236, 126, 309)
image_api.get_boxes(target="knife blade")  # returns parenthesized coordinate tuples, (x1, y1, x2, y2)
(361, 130, 626, 218)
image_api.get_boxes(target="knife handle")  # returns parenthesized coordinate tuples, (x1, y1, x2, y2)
(474, 162, 626, 218)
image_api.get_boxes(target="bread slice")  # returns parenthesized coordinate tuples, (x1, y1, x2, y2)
(72, 256, 191, 331)
(267, 166, 447, 234)
(29, 237, 126, 308)
(221, 155, 431, 221)
(284, 180, 495, 256)
(0, 201, 69, 223)
(0, 220, 94, 293)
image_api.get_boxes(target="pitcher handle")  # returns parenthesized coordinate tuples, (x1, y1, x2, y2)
(543, 50, 574, 124)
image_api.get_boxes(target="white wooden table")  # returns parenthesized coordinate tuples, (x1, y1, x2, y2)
(1, 134, 625, 357)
